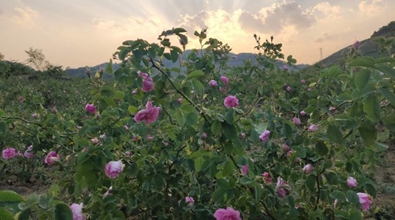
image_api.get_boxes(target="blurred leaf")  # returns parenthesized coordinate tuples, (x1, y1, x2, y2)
(354, 69, 370, 91)
(378, 87, 395, 107)
(187, 70, 204, 80)
(0, 190, 24, 206)
(327, 124, 343, 144)
(192, 79, 204, 95)
(348, 57, 375, 68)
(363, 95, 380, 122)
(0, 207, 14, 220)
(315, 141, 328, 156)
(222, 159, 235, 177)
(105, 59, 113, 74)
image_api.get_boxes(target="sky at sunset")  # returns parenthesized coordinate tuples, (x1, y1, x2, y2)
(0, 0, 394, 68)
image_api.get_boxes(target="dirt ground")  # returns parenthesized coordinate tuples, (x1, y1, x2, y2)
(371, 145, 395, 219)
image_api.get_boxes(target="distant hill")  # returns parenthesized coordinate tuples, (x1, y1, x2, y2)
(321, 21, 395, 67)
(65, 51, 309, 78)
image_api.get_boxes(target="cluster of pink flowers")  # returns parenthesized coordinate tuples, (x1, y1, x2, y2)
(138, 71, 155, 92)
(134, 101, 160, 125)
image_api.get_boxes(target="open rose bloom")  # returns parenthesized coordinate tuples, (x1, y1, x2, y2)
(214, 207, 241, 220)
(45, 151, 59, 165)
(2, 148, 16, 159)
(134, 101, 160, 125)
(70, 203, 86, 220)
(104, 160, 124, 179)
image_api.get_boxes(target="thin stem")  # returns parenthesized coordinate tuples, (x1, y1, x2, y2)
(148, 56, 208, 122)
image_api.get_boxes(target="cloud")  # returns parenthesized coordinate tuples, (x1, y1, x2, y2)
(359, 0, 387, 16)
(12, 6, 39, 27)
(315, 33, 332, 43)
(178, 9, 246, 42)
(238, 1, 315, 34)
(311, 2, 341, 21)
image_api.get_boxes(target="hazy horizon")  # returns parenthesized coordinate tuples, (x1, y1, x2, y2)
(1, 0, 394, 68)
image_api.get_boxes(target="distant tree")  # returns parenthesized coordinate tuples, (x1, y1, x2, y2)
(0, 52, 4, 61)
(25, 47, 50, 71)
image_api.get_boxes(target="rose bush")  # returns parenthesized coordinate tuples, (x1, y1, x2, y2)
(0, 27, 394, 219)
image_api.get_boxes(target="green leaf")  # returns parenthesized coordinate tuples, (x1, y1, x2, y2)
(282, 122, 292, 138)
(185, 112, 198, 126)
(0, 207, 14, 220)
(325, 172, 339, 185)
(195, 157, 204, 172)
(192, 79, 204, 95)
(153, 174, 165, 189)
(175, 110, 186, 127)
(363, 95, 380, 122)
(38, 194, 49, 209)
(348, 57, 375, 68)
(346, 190, 360, 205)
(105, 59, 113, 74)
(223, 123, 237, 140)
(305, 174, 316, 191)
(327, 124, 343, 144)
(349, 208, 362, 220)
(364, 183, 376, 197)
(354, 69, 370, 91)
(128, 106, 138, 115)
(240, 177, 253, 185)
(54, 203, 74, 220)
(225, 109, 234, 124)
(211, 120, 222, 135)
(170, 49, 178, 63)
(187, 70, 204, 80)
(222, 159, 235, 177)
(378, 88, 395, 107)
(358, 124, 377, 146)
(375, 65, 395, 77)
(315, 141, 328, 156)
(330, 190, 346, 202)
(0, 190, 24, 206)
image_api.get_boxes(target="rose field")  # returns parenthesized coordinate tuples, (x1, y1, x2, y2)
(1, 27, 395, 220)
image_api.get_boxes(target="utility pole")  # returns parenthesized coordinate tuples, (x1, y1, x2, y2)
(320, 48, 323, 61)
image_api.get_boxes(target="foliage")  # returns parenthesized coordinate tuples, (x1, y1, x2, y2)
(1, 26, 395, 220)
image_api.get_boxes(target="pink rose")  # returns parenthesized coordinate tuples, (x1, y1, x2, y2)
(347, 177, 358, 188)
(178, 98, 182, 104)
(214, 207, 241, 220)
(209, 80, 218, 87)
(303, 164, 313, 174)
(85, 104, 96, 114)
(134, 101, 160, 125)
(292, 117, 301, 125)
(262, 172, 272, 184)
(308, 124, 317, 132)
(104, 160, 124, 179)
(185, 196, 194, 206)
(300, 110, 306, 116)
(45, 151, 59, 165)
(220, 76, 228, 86)
(201, 133, 207, 139)
(301, 79, 306, 84)
(224, 95, 239, 108)
(282, 144, 291, 153)
(70, 203, 85, 220)
(283, 65, 288, 71)
(259, 130, 270, 143)
(240, 165, 248, 176)
(2, 148, 16, 159)
(24, 150, 34, 159)
(286, 86, 291, 91)
(142, 77, 155, 92)
(357, 193, 372, 211)
(91, 137, 99, 144)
